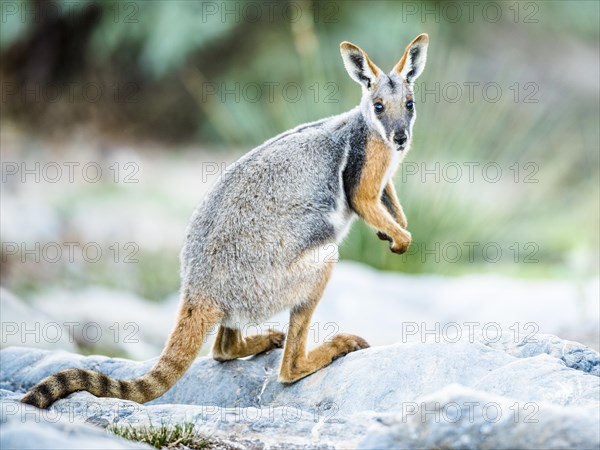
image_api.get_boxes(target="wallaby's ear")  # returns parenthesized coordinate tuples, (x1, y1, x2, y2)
(392, 33, 429, 83)
(340, 41, 382, 90)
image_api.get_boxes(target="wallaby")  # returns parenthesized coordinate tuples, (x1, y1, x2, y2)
(22, 34, 429, 409)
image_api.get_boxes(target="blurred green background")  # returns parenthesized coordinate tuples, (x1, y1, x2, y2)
(1, 0, 598, 302)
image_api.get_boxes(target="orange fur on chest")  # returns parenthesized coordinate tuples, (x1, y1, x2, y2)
(354, 138, 392, 201)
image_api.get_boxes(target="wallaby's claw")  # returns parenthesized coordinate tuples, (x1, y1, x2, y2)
(376, 231, 392, 242)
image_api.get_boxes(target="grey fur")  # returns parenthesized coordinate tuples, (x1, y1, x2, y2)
(181, 110, 361, 326)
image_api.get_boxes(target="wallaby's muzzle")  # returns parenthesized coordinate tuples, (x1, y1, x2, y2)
(393, 129, 409, 149)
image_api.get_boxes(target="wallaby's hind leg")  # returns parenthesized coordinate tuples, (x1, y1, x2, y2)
(278, 262, 369, 383)
(212, 326, 285, 362)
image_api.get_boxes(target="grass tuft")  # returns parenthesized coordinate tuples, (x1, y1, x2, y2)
(108, 422, 209, 449)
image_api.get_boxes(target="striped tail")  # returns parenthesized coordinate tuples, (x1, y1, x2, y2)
(21, 301, 221, 409)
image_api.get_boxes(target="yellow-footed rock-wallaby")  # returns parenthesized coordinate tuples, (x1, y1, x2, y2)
(22, 34, 429, 408)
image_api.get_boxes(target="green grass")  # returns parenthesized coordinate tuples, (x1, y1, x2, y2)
(108, 422, 210, 449)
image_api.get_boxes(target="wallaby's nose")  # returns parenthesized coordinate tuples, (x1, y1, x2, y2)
(394, 131, 408, 147)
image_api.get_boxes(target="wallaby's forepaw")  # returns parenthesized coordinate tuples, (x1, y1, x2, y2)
(390, 240, 410, 254)
(329, 333, 370, 360)
(390, 231, 412, 254)
(377, 231, 411, 254)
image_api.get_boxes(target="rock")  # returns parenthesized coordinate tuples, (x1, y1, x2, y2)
(0, 399, 152, 449)
(359, 384, 600, 450)
(0, 332, 598, 449)
(480, 331, 600, 376)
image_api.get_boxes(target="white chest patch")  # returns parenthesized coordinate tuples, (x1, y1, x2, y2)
(381, 146, 404, 192)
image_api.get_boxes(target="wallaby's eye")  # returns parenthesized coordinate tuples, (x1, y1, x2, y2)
(406, 100, 414, 110)
(374, 102, 384, 113)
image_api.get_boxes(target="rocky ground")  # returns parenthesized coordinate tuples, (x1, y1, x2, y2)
(1, 332, 598, 449)
(2, 258, 598, 448)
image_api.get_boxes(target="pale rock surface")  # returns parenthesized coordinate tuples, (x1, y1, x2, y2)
(0, 331, 598, 449)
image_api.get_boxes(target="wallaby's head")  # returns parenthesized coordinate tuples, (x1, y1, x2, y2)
(340, 34, 429, 151)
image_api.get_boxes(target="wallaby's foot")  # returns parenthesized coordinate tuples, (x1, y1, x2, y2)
(278, 333, 369, 383)
(261, 329, 286, 349)
(213, 327, 285, 361)
(327, 333, 370, 360)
